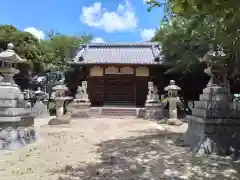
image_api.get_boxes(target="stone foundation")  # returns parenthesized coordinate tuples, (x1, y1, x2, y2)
(183, 115, 240, 155)
(182, 83, 240, 156)
(0, 116, 37, 150)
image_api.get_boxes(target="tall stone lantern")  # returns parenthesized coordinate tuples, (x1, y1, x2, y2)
(0, 43, 36, 150)
(164, 80, 182, 125)
(48, 83, 72, 125)
(183, 50, 240, 155)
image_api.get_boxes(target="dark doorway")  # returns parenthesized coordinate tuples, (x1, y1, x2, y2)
(104, 74, 135, 106)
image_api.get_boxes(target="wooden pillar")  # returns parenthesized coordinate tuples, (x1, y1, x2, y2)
(133, 66, 136, 105)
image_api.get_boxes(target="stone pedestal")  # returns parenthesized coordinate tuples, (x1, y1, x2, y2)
(69, 101, 91, 118)
(0, 99, 34, 150)
(144, 81, 163, 120)
(69, 82, 91, 118)
(0, 95, 36, 150)
(145, 102, 164, 120)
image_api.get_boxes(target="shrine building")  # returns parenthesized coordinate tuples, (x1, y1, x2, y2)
(70, 42, 171, 107)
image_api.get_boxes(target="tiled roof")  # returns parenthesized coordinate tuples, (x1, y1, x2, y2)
(71, 42, 164, 65)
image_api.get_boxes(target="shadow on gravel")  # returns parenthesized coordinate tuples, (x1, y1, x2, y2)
(53, 129, 240, 180)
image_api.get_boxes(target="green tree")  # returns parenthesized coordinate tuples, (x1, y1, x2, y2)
(152, 16, 218, 73)
(0, 25, 92, 92)
(43, 31, 92, 67)
(149, 1, 240, 76)
(36, 31, 92, 102)
(0, 25, 47, 71)
(0, 25, 50, 89)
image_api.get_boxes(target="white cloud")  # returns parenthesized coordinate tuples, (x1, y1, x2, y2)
(24, 27, 45, 40)
(143, 0, 151, 3)
(80, 0, 137, 32)
(91, 37, 105, 43)
(140, 28, 156, 41)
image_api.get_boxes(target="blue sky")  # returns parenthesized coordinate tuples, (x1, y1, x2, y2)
(0, 0, 164, 42)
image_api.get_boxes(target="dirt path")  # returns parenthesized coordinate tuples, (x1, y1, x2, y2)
(0, 118, 239, 180)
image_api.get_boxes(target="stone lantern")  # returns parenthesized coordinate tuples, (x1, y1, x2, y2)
(182, 49, 240, 155)
(0, 43, 36, 150)
(48, 83, 72, 125)
(164, 80, 182, 125)
(32, 87, 49, 119)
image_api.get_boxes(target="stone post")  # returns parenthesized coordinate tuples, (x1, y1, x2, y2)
(164, 80, 183, 125)
(56, 98, 65, 117)
(144, 81, 164, 120)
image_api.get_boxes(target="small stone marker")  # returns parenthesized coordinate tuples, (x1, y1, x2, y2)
(32, 87, 50, 119)
(48, 83, 72, 125)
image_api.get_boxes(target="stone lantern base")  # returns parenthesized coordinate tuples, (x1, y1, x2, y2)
(48, 116, 70, 125)
(0, 116, 36, 150)
(145, 102, 164, 120)
(183, 86, 240, 155)
(0, 85, 37, 150)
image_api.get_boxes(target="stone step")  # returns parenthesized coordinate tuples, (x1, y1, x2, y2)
(101, 108, 137, 116)
(101, 112, 136, 116)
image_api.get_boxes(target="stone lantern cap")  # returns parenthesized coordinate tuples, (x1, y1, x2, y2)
(164, 80, 181, 92)
(199, 50, 226, 64)
(34, 87, 44, 94)
(0, 43, 27, 63)
(53, 84, 68, 92)
(34, 87, 47, 97)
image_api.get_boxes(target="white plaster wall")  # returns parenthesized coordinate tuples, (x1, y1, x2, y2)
(136, 67, 149, 76)
(90, 66, 103, 76)
(105, 66, 118, 74)
(120, 66, 134, 74)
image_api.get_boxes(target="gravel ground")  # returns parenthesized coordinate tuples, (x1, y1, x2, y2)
(0, 117, 239, 180)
